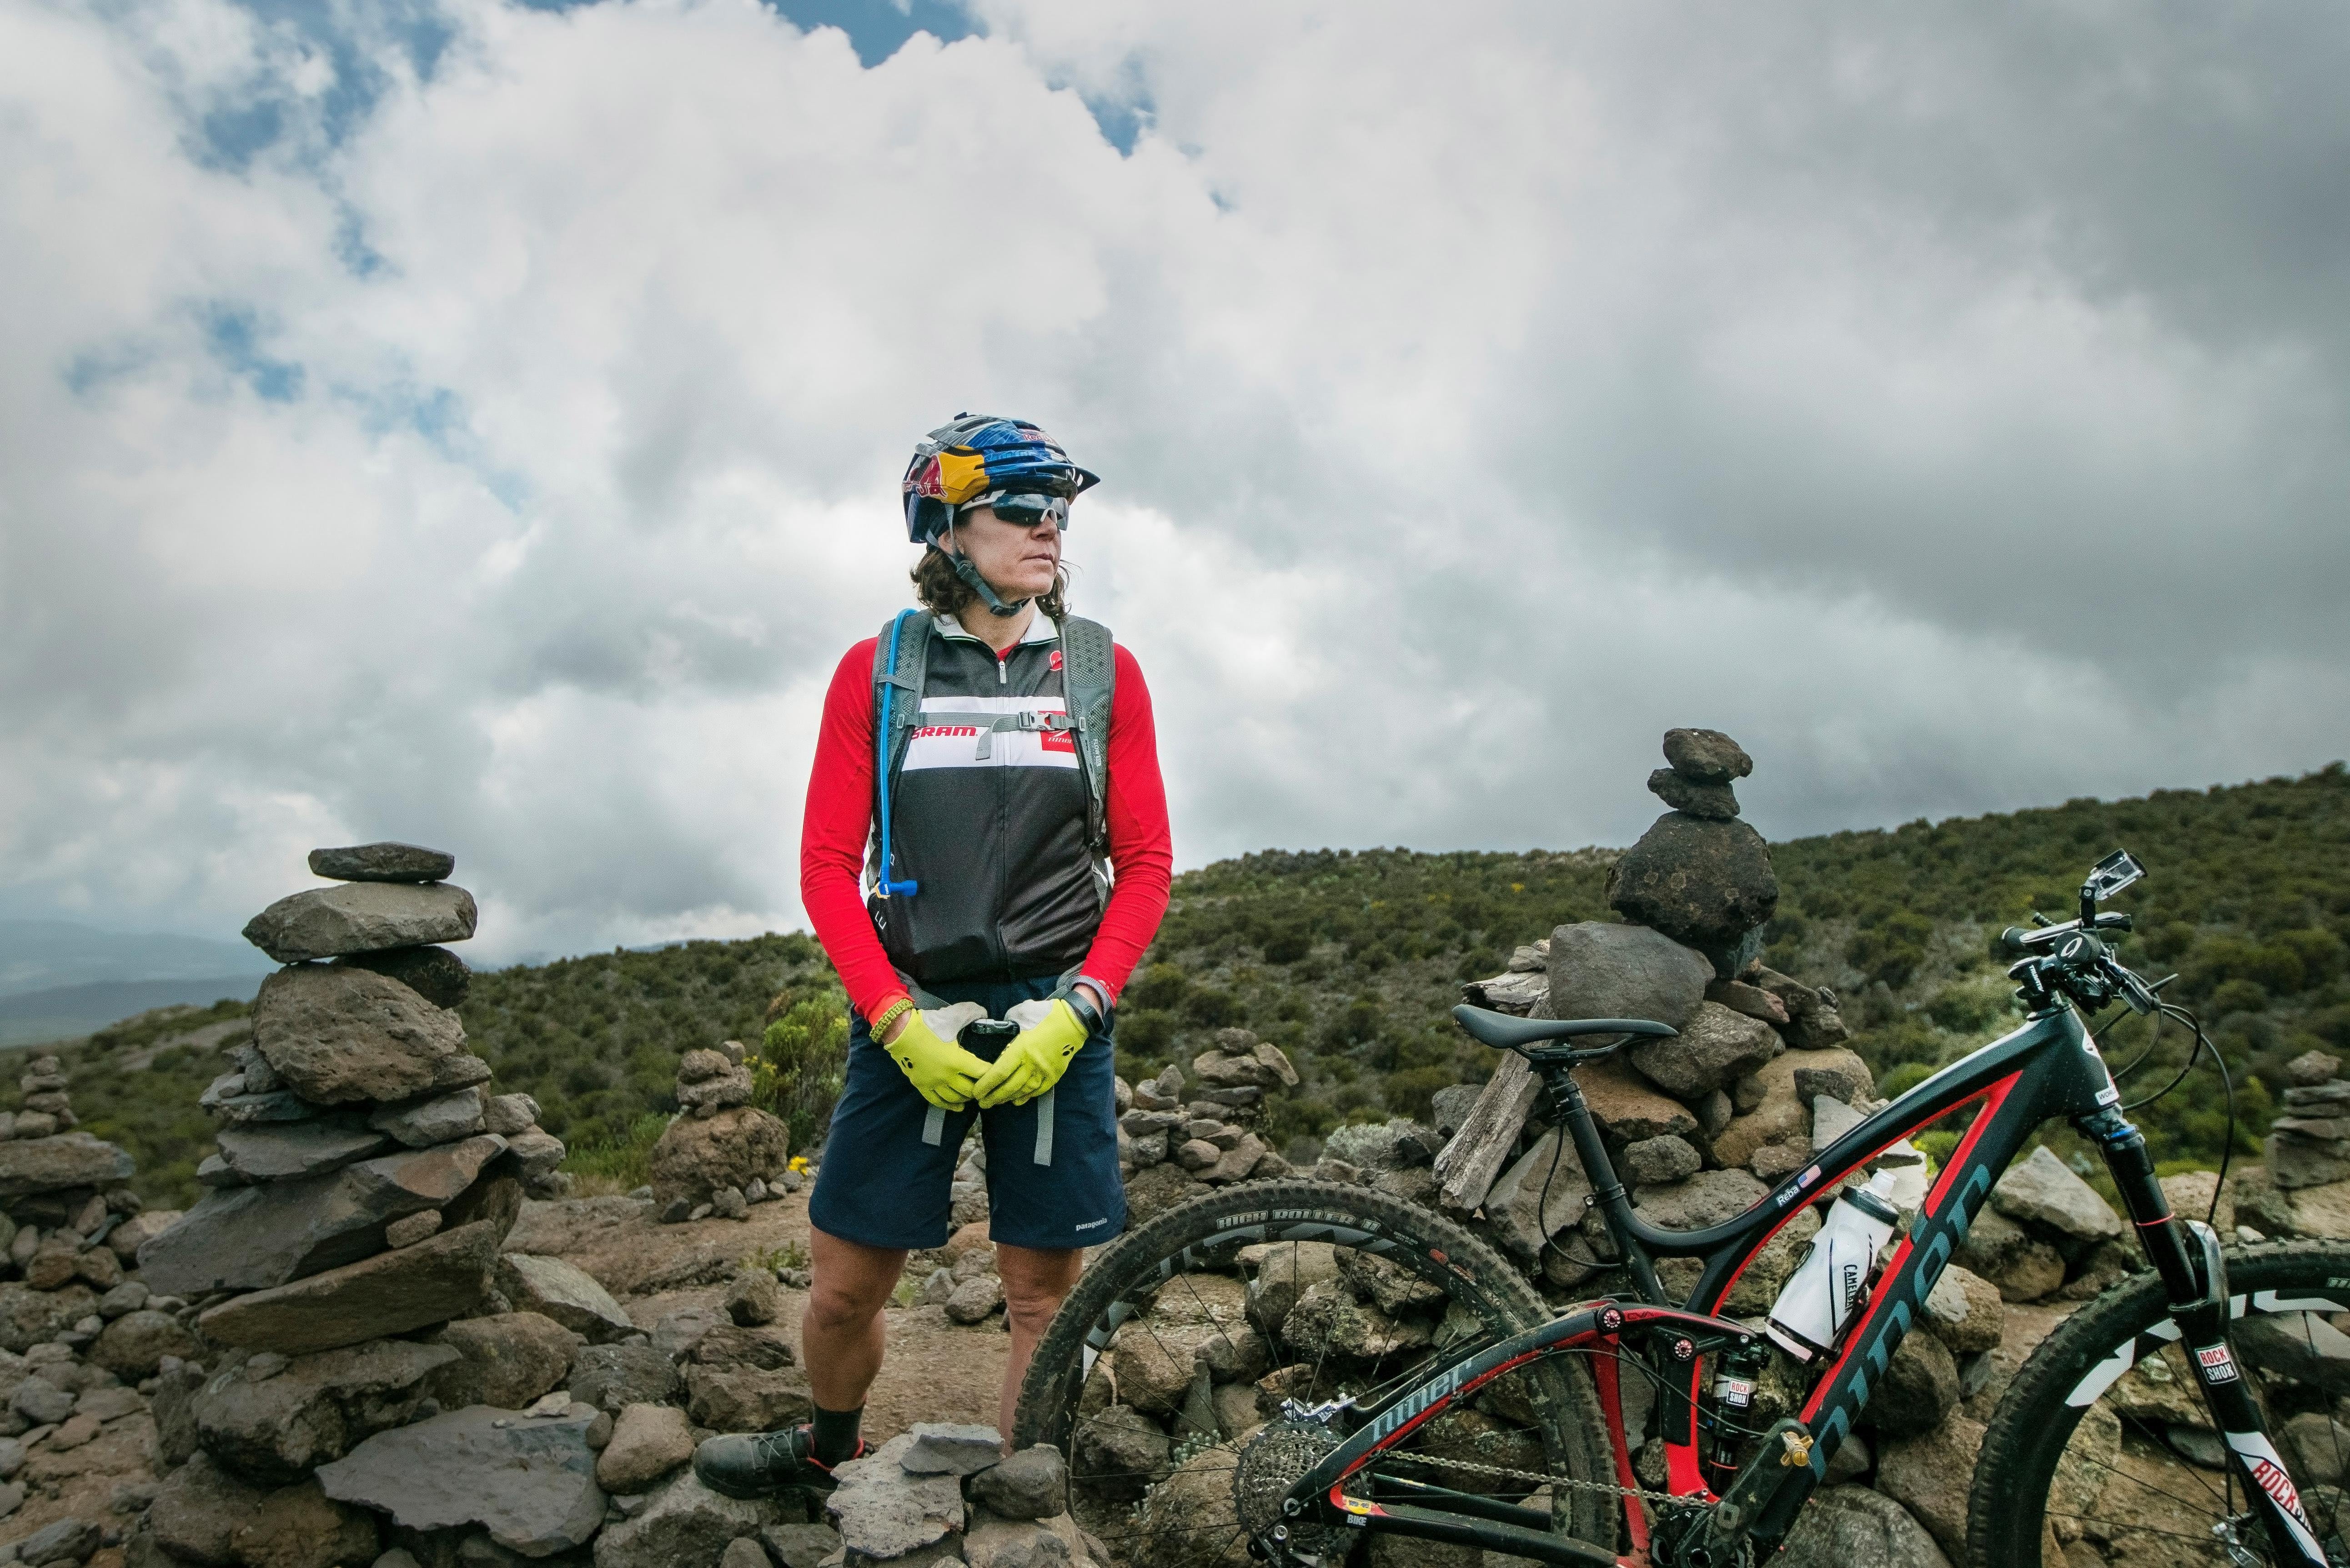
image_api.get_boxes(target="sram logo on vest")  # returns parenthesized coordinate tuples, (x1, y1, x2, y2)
(903, 698, 1081, 770)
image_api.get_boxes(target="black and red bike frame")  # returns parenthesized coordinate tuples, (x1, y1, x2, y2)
(1280, 1001, 2328, 1566)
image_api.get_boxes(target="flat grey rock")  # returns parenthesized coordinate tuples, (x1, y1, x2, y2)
(317, 1404, 605, 1555)
(196, 1217, 501, 1355)
(192, 1337, 457, 1483)
(371, 1086, 489, 1148)
(899, 1422, 1004, 1475)
(593, 1473, 786, 1568)
(214, 1120, 392, 1182)
(139, 1134, 505, 1295)
(198, 1079, 319, 1127)
(568, 1343, 682, 1412)
(966, 1445, 1067, 1520)
(0, 1134, 133, 1201)
(254, 965, 483, 1105)
(243, 880, 477, 963)
(827, 1433, 964, 1559)
(1811, 1096, 1866, 1152)
(1991, 1145, 2125, 1243)
(499, 1253, 633, 1342)
(335, 945, 471, 1009)
(1627, 1001, 1781, 1098)
(1545, 921, 1713, 1031)
(307, 842, 457, 883)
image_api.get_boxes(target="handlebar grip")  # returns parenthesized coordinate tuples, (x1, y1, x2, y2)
(2000, 927, 2034, 956)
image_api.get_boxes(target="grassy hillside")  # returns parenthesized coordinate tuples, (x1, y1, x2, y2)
(19, 764, 2345, 1204)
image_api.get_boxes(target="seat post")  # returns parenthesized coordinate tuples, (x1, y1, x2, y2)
(1538, 1057, 1663, 1300)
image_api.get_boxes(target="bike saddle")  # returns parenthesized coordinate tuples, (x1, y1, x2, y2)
(1450, 1003, 1677, 1060)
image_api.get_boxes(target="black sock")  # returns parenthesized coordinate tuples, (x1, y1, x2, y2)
(811, 1403, 864, 1465)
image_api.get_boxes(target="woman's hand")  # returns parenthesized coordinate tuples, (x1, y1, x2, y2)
(881, 1005, 992, 1111)
(973, 999, 1090, 1108)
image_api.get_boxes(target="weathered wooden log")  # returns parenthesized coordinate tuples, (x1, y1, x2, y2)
(1433, 1051, 1541, 1214)
(1461, 969, 1547, 1015)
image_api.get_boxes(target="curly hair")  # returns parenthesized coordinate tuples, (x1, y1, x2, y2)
(910, 546, 1069, 621)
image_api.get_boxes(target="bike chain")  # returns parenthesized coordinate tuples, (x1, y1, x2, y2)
(1377, 1448, 1706, 1510)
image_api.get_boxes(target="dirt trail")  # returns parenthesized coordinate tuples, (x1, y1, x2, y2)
(512, 1186, 1014, 1441)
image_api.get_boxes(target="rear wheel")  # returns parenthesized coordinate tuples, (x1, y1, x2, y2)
(1970, 1240, 2350, 1566)
(1011, 1177, 1615, 1568)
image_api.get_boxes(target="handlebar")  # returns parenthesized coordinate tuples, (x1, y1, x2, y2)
(2006, 925, 2160, 1016)
(1999, 911, 2134, 955)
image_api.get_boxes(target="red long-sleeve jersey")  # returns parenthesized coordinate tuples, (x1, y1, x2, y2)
(800, 631, 1173, 1022)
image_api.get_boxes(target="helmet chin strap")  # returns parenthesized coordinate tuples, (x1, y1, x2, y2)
(942, 514, 1030, 618)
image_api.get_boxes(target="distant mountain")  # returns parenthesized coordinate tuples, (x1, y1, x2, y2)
(0, 976, 267, 1047)
(0, 919, 275, 1000)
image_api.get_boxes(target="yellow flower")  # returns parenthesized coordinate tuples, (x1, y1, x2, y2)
(788, 1155, 810, 1173)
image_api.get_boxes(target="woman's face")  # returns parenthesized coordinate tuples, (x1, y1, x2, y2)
(947, 505, 1062, 600)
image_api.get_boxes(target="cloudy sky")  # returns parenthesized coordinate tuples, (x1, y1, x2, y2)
(5, 0, 2346, 964)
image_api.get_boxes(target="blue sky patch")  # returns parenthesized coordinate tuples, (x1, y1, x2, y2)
(200, 304, 305, 403)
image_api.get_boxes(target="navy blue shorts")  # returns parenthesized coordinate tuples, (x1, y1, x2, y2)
(808, 975, 1126, 1253)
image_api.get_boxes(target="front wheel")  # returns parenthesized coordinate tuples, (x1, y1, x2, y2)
(1011, 1177, 1616, 1567)
(1970, 1239, 2350, 1567)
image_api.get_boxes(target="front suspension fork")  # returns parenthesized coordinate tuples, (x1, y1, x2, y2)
(2085, 1107, 2331, 1565)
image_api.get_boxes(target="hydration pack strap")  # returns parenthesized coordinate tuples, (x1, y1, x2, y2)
(1058, 616, 1115, 854)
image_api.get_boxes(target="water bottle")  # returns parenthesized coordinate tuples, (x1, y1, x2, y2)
(1766, 1171, 1903, 1362)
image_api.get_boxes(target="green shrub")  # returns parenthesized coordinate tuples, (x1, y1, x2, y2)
(757, 992, 849, 1152)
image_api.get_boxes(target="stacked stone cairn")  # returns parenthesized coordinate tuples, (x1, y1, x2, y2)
(2262, 1050, 2350, 1191)
(0, 1053, 178, 1554)
(1113, 1030, 1300, 1228)
(647, 1045, 793, 1225)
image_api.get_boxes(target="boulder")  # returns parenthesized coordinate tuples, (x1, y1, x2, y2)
(16, 1519, 101, 1567)
(1190, 1034, 1298, 1091)
(1661, 728, 1753, 783)
(1320, 1120, 1438, 1172)
(332, 945, 472, 1011)
(90, 1309, 201, 1380)
(1874, 1415, 1986, 1561)
(193, 1338, 460, 1483)
(1773, 1483, 1951, 1568)
(1711, 1048, 1871, 1171)
(1920, 1265, 2005, 1354)
(826, 1433, 965, 1561)
(1575, 1057, 1701, 1146)
(1720, 1205, 1822, 1316)
(316, 1405, 606, 1556)
(210, 1121, 393, 1184)
(1280, 1278, 1431, 1362)
(307, 842, 457, 882)
(693, 1322, 799, 1372)
(0, 1135, 134, 1202)
(1544, 922, 1713, 1031)
(146, 1452, 380, 1568)
(1482, 1128, 1590, 1261)
(685, 1362, 815, 1432)
(251, 965, 484, 1106)
(1242, 1242, 1341, 1339)
(946, 1276, 1005, 1322)
(648, 1107, 793, 1211)
(1622, 1136, 1702, 1186)
(140, 1135, 507, 1295)
(568, 1343, 682, 1413)
(2235, 1311, 2350, 1395)
(1625, 1003, 1782, 1099)
(498, 1254, 634, 1343)
(1127, 1445, 1249, 1568)
(105, 1208, 182, 1261)
(1704, 978, 1787, 1024)
(1863, 1332, 1959, 1437)
(1954, 1207, 2067, 1302)
(429, 1312, 582, 1410)
(1647, 768, 1738, 819)
(724, 1269, 783, 1327)
(1749, 966, 1853, 1050)
(1336, 1250, 1448, 1317)
(1622, 1169, 1768, 1233)
(598, 1403, 695, 1493)
(485, 1094, 542, 1138)
(197, 1218, 501, 1355)
(964, 1516, 1074, 1568)
(0, 1283, 99, 1354)
(1606, 814, 1779, 959)
(763, 1523, 846, 1568)
(369, 1086, 490, 1148)
(969, 1445, 1068, 1520)
(1070, 1405, 1168, 1503)
(1990, 1146, 2126, 1248)
(679, 1068, 755, 1118)
(593, 1474, 783, 1568)
(242, 882, 478, 964)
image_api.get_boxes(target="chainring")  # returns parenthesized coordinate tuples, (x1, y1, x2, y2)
(1232, 1419, 1343, 1565)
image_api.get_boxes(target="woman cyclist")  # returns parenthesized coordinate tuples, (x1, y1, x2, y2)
(696, 415, 1173, 1496)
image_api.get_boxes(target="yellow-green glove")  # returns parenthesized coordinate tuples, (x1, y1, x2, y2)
(883, 1004, 992, 1111)
(973, 999, 1090, 1108)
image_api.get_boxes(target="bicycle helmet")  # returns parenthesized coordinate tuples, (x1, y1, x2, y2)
(901, 415, 1100, 543)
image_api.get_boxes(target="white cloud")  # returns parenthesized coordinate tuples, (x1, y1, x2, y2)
(3, 0, 2345, 963)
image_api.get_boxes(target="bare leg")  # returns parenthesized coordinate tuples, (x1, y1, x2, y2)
(995, 1242, 1084, 1444)
(804, 1226, 909, 1415)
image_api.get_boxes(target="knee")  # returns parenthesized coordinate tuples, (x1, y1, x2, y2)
(806, 1277, 888, 1336)
(999, 1276, 1073, 1335)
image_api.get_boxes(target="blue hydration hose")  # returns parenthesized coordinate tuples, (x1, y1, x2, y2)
(875, 608, 920, 897)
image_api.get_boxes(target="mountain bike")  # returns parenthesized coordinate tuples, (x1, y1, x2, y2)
(1013, 852, 2350, 1567)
